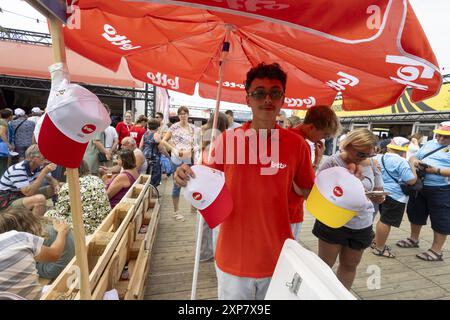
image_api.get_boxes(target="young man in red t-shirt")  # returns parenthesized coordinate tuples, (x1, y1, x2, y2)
(175, 63, 315, 300)
(288, 105, 341, 240)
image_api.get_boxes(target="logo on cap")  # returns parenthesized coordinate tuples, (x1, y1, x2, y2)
(193, 192, 202, 201)
(81, 124, 97, 134)
(333, 186, 343, 197)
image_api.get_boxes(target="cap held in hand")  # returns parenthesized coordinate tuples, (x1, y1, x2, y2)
(183, 165, 233, 228)
(306, 167, 366, 228)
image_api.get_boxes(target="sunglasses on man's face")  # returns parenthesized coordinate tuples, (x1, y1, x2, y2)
(437, 134, 450, 140)
(248, 88, 284, 101)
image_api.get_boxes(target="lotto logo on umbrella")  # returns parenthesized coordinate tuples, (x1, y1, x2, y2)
(183, 165, 233, 228)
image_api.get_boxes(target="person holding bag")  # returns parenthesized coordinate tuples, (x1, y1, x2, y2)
(373, 137, 417, 258)
(10, 108, 35, 161)
(140, 118, 164, 187)
(83, 130, 108, 175)
(397, 122, 450, 262)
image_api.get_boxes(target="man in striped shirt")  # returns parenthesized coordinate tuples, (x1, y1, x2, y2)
(0, 144, 59, 216)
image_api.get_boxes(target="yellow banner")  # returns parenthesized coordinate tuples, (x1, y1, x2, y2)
(295, 83, 450, 118)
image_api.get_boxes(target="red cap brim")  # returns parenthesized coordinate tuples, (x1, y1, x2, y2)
(200, 184, 233, 229)
(38, 114, 88, 168)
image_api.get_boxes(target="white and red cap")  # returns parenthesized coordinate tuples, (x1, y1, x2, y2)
(183, 165, 233, 228)
(434, 121, 450, 136)
(34, 80, 110, 168)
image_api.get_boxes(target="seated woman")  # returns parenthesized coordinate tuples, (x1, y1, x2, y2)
(0, 207, 70, 299)
(105, 149, 139, 209)
(46, 160, 111, 235)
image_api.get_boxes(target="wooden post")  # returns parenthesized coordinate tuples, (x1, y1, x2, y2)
(48, 15, 92, 300)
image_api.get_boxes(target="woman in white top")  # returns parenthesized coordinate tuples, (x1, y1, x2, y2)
(313, 129, 384, 289)
(161, 107, 198, 221)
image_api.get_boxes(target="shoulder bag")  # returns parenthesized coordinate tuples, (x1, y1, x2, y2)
(381, 145, 445, 197)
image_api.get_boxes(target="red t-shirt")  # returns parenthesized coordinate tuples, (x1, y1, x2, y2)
(116, 121, 133, 146)
(129, 125, 146, 146)
(287, 127, 313, 223)
(207, 122, 315, 278)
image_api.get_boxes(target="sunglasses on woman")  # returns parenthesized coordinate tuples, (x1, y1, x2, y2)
(355, 150, 377, 159)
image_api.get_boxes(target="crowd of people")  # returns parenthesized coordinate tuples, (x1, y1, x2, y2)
(0, 103, 189, 299)
(0, 62, 449, 300)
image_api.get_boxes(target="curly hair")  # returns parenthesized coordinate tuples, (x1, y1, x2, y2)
(244, 62, 287, 92)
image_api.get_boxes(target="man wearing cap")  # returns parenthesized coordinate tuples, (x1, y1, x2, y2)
(175, 63, 315, 300)
(28, 107, 43, 125)
(10, 108, 36, 161)
(288, 105, 341, 240)
(398, 122, 450, 261)
(0, 144, 59, 217)
(373, 137, 417, 258)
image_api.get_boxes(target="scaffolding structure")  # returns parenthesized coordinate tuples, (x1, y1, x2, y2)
(0, 27, 155, 116)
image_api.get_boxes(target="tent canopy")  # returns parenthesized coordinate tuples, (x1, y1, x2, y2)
(0, 40, 143, 88)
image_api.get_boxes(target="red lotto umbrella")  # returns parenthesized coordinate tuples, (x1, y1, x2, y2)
(59, 0, 441, 299)
(64, 0, 441, 110)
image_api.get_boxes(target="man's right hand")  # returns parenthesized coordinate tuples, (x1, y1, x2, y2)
(174, 164, 195, 187)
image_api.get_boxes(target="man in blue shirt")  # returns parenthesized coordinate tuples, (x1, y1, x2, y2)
(373, 137, 417, 258)
(397, 122, 450, 261)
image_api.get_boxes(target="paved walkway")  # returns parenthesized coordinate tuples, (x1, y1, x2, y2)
(145, 179, 450, 300)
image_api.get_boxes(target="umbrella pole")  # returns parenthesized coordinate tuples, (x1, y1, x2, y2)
(48, 16, 91, 300)
(191, 25, 231, 300)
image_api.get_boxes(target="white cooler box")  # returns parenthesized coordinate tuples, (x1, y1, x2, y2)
(265, 239, 356, 300)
